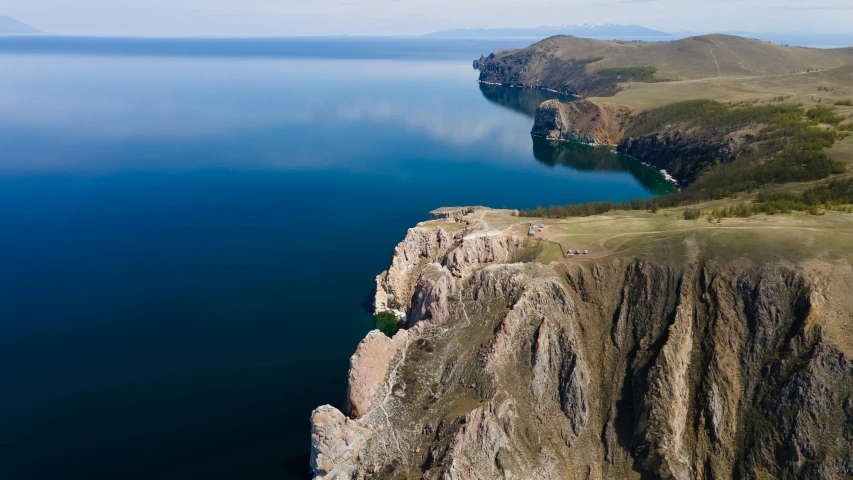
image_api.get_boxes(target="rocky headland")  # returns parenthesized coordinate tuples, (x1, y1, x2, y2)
(474, 34, 853, 98)
(311, 207, 853, 480)
(483, 34, 853, 188)
(309, 34, 853, 480)
(529, 98, 754, 186)
(531, 99, 636, 146)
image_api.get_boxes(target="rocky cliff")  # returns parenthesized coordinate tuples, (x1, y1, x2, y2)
(532, 99, 636, 146)
(531, 99, 760, 185)
(311, 207, 853, 480)
(475, 35, 853, 96)
(616, 117, 764, 186)
(477, 48, 628, 98)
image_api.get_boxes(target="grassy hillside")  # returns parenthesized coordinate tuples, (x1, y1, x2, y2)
(596, 64, 853, 109)
(484, 34, 853, 208)
(480, 35, 853, 88)
(481, 205, 853, 265)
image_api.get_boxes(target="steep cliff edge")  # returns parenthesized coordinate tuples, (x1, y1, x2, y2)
(532, 97, 848, 190)
(530, 97, 747, 183)
(616, 126, 746, 185)
(312, 207, 853, 480)
(475, 35, 853, 97)
(532, 99, 636, 146)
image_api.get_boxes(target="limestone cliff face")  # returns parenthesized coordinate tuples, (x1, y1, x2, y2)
(312, 208, 853, 480)
(345, 330, 410, 419)
(532, 99, 636, 146)
(407, 263, 454, 328)
(374, 207, 522, 320)
(374, 227, 455, 320)
(310, 406, 372, 479)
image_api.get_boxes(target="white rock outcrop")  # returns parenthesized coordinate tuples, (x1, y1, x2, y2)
(310, 405, 372, 480)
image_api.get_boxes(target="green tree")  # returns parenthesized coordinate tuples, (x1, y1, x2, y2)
(375, 311, 402, 337)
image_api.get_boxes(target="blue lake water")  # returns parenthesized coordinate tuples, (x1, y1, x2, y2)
(0, 37, 671, 480)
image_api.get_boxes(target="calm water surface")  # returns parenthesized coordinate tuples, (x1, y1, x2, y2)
(0, 38, 670, 480)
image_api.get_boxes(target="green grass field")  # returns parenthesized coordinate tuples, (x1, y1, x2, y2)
(536, 239, 566, 265)
(481, 205, 853, 265)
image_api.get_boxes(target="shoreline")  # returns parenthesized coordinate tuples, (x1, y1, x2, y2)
(530, 132, 682, 189)
(477, 79, 579, 98)
(479, 79, 680, 188)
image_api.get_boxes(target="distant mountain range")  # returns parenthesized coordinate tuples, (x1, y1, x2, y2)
(0, 16, 40, 34)
(426, 24, 671, 39)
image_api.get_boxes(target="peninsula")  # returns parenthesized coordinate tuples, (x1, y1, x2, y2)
(311, 34, 853, 480)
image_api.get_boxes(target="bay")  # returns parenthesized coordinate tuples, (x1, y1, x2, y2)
(0, 37, 671, 480)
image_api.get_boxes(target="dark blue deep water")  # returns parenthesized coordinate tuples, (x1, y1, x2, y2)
(0, 37, 671, 480)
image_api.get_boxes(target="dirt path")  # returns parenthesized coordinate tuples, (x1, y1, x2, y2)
(710, 48, 722, 78)
(831, 52, 845, 66)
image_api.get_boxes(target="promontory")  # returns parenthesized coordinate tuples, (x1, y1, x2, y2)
(311, 34, 853, 480)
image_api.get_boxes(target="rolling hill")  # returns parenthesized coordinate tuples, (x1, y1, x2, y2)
(477, 34, 853, 97)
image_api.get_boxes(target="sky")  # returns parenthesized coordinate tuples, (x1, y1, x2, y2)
(2, 0, 852, 36)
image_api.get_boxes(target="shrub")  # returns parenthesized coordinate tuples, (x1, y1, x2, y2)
(596, 66, 668, 83)
(568, 56, 604, 64)
(375, 311, 402, 337)
(519, 101, 849, 219)
(805, 106, 845, 125)
(683, 207, 702, 220)
(629, 100, 843, 201)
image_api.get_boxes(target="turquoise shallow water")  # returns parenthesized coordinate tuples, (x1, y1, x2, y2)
(0, 38, 670, 479)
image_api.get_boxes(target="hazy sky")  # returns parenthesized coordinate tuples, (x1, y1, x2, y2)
(2, 0, 852, 36)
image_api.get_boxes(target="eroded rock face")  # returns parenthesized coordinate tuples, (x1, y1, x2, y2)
(635, 268, 696, 480)
(474, 39, 641, 98)
(438, 396, 515, 480)
(310, 405, 372, 480)
(375, 227, 455, 318)
(313, 208, 853, 480)
(346, 330, 407, 419)
(532, 99, 637, 145)
(375, 210, 524, 324)
(444, 234, 524, 278)
(618, 129, 744, 185)
(429, 207, 476, 223)
(407, 263, 454, 328)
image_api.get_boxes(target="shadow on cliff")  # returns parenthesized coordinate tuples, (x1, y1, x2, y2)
(478, 82, 574, 118)
(532, 137, 676, 196)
